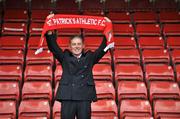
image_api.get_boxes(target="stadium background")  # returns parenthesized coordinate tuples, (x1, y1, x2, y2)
(0, 0, 180, 119)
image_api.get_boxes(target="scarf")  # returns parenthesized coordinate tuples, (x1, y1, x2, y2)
(35, 14, 114, 55)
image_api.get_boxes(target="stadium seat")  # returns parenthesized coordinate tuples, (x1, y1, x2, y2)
(0, 64, 22, 83)
(24, 65, 52, 82)
(163, 24, 180, 36)
(56, 0, 78, 11)
(84, 36, 103, 50)
(57, 36, 70, 49)
(138, 36, 164, 49)
(22, 81, 52, 101)
(28, 36, 47, 50)
(4, 9, 28, 22)
(26, 49, 53, 65)
(108, 12, 131, 23)
(145, 64, 174, 81)
(166, 36, 180, 49)
(95, 81, 115, 100)
(83, 11, 104, 16)
(0, 100, 16, 119)
(113, 23, 134, 35)
(133, 11, 157, 23)
(0, 36, 25, 50)
(53, 101, 61, 119)
(92, 64, 112, 81)
(114, 49, 140, 64)
(2, 22, 27, 35)
(81, 0, 103, 11)
(54, 65, 63, 85)
(118, 81, 147, 100)
(0, 49, 24, 65)
(136, 23, 161, 36)
(159, 11, 180, 23)
(115, 64, 143, 81)
(154, 100, 180, 118)
(91, 99, 118, 118)
(19, 99, 50, 118)
(171, 49, 180, 64)
(149, 81, 180, 102)
(120, 99, 152, 119)
(124, 117, 153, 119)
(0, 81, 19, 102)
(175, 64, 180, 84)
(18, 116, 48, 119)
(31, 9, 50, 22)
(29, 22, 44, 35)
(114, 36, 137, 49)
(142, 49, 170, 64)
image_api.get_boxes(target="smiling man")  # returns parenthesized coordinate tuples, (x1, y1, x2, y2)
(45, 29, 108, 119)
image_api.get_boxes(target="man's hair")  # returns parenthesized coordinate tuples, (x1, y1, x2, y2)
(69, 35, 84, 44)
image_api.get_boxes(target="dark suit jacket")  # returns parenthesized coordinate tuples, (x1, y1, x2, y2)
(46, 33, 107, 102)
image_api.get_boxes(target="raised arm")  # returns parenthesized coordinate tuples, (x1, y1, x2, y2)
(93, 36, 107, 64)
(45, 31, 64, 63)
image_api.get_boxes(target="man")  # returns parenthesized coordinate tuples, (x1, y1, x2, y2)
(45, 21, 108, 119)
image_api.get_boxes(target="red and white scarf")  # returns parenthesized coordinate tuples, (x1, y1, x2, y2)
(35, 14, 114, 54)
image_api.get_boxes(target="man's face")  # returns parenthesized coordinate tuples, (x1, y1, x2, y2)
(69, 37, 84, 57)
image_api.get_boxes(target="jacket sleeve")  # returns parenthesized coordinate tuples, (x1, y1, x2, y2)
(45, 33, 64, 63)
(93, 36, 107, 64)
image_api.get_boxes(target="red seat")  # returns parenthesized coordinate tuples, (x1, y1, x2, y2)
(83, 11, 104, 16)
(53, 101, 61, 119)
(115, 64, 143, 81)
(54, 65, 63, 85)
(120, 99, 152, 119)
(84, 36, 103, 50)
(95, 81, 115, 100)
(114, 36, 136, 49)
(142, 49, 170, 64)
(81, 0, 103, 11)
(29, 22, 44, 35)
(18, 117, 48, 119)
(133, 11, 157, 23)
(154, 100, 180, 118)
(19, 99, 50, 118)
(0, 64, 22, 83)
(159, 11, 180, 23)
(175, 64, 180, 84)
(149, 81, 180, 102)
(114, 49, 140, 64)
(167, 36, 180, 49)
(2, 22, 27, 35)
(22, 81, 52, 101)
(124, 117, 153, 119)
(4, 9, 28, 22)
(91, 99, 118, 118)
(24, 65, 52, 82)
(108, 12, 131, 23)
(31, 9, 50, 22)
(163, 24, 180, 36)
(171, 49, 180, 64)
(93, 64, 112, 81)
(0, 49, 24, 65)
(57, 36, 70, 49)
(83, 29, 103, 35)
(136, 23, 160, 36)
(118, 81, 147, 100)
(0, 36, 25, 50)
(28, 36, 47, 49)
(138, 36, 164, 49)
(26, 49, 53, 65)
(145, 64, 174, 81)
(0, 81, 19, 102)
(113, 23, 134, 35)
(0, 100, 16, 119)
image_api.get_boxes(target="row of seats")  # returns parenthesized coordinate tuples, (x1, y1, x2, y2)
(1, 9, 180, 23)
(1, 99, 180, 119)
(1, 21, 180, 36)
